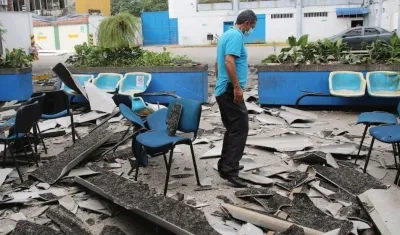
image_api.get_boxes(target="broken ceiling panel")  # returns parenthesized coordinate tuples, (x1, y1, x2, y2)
(255, 114, 287, 125)
(247, 135, 313, 152)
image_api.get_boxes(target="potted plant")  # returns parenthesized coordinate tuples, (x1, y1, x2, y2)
(0, 48, 34, 101)
(66, 13, 208, 104)
(257, 34, 400, 106)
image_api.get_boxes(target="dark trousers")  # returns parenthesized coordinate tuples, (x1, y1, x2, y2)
(216, 83, 249, 177)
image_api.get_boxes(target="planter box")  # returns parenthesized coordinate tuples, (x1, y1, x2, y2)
(0, 67, 33, 102)
(67, 65, 208, 104)
(256, 64, 400, 106)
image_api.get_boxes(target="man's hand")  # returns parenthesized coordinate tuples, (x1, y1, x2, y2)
(233, 85, 243, 103)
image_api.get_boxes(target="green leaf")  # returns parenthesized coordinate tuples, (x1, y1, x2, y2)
(287, 36, 297, 47)
(297, 34, 309, 46)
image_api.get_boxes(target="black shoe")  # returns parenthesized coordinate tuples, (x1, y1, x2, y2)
(219, 173, 247, 188)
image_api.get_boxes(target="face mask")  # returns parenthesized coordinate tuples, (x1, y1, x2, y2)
(244, 28, 253, 36)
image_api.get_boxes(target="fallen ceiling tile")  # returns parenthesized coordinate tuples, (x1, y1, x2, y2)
(37, 119, 58, 132)
(245, 102, 264, 114)
(313, 165, 389, 195)
(276, 171, 311, 192)
(199, 120, 215, 131)
(235, 188, 274, 198)
(99, 225, 127, 235)
(63, 167, 100, 178)
(26, 206, 49, 218)
(200, 143, 222, 159)
(10, 220, 63, 235)
(77, 111, 109, 124)
(246, 135, 313, 152)
(10, 212, 27, 221)
(77, 198, 112, 216)
(254, 193, 292, 213)
(255, 114, 287, 125)
(0, 168, 13, 187)
(292, 152, 338, 168)
(193, 138, 209, 145)
(290, 123, 313, 128)
(30, 123, 113, 184)
(257, 164, 292, 177)
(75, 164, 220, 235)
(317, 144, 357, 155)
(46, 205, 91, 235)
(238, 172, 274, 185)
(279, 224, 306, 235)
(358, 187, 400, 235)
(282, 193, 353, 234)
(85, 82, 117, 114)
(325, 203, 343, 218)
(237, 223, 264, 235)
(280, 106, 318, 123)
(309, 181, 335, 197)
(58, 195, 78, 214)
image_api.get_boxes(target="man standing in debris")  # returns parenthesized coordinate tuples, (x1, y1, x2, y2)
(214, 10, 257, 187)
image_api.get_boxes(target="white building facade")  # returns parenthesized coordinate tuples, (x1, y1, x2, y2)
(167, 0, 399, 46)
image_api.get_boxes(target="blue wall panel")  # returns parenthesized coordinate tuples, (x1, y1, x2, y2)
(141, 11, 179, 46)
(244, 14, 266, 44)
(0, 72, 33, 101)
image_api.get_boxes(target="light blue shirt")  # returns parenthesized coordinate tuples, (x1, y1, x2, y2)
(214, 27, 248, 97)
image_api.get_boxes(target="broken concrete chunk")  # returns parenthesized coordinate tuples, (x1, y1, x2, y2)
(46, 205, 92, 235)
(10, 220, 63, 235)
(99, 225, 127, 235)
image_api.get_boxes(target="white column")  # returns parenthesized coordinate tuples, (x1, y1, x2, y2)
(296, 0, 302, 38)
(233, 0, 239, 19)
(397, 1, 400, 36)
(377, 0, 383, 27)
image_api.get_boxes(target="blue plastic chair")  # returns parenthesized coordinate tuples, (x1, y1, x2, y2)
(0, 102, 41, 182)
(366, 71, 400, 97)
(145, 108, 168, 131)
(131, 97, 147, 112)
(364, 125, 400, 185)
(61, 74, 94, 94)
(118, 72, 152, 96)
(134, 98, 202, 196)
(329, 71, 366, 97)
(354, 102, 400, 164)
(93, 73, 123, 93)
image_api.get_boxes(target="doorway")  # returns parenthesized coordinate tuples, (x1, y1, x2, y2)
(351, 20, 364, 27)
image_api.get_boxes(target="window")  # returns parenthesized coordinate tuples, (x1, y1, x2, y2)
(344, 29, 362, 37)
(271, 13, 293, 19)
(364, 28, 379, 35)
(304, 12, 328, 17)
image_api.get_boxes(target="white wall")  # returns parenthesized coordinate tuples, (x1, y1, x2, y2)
(366, 0, 398, 31)
(58, 24, 88, 51)
(303, 5, 361, 41)
(88, 15, 143, 46)
(0, 12, 33, 54)
(168, 0, 363, 45)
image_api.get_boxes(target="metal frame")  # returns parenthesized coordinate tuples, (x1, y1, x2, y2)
(295, 90, 333, 107)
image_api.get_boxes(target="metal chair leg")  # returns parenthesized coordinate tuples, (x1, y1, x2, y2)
(3, 141, 7, 168)
(134, 145, 146, 181)
(36, 124, 47, 154)
(355, 125, 369, 165)
(163, 146, 175, 196)
(26, 137, 39, 167)
(395, 143, 400, 185)
(393, 144, 399, 169)
(363, 137, 375, 173)
(189, 143, 201, 186)
(8, 141, 23, 183)
(163, 153, 168, 168)
(22, 139, 31, 167)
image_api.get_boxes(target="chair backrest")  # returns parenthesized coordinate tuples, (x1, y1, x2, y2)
(61, 74, 94, 92)
(53, 63, 82, 94)
(27, 93, 45, 112)
(14, 102, 41, 133)
(146, 108, 168, 130)
(167, 98, 202, 133)
(119, 104, 145, 128)
(34, 90, 70, 115)
(94, 73, 123, 91)
(119, 72, 152, 94)
(397, 101, 400, 117)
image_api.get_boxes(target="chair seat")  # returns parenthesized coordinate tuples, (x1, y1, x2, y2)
(136, 130, 189, 148)
(42, 110, 68, 119)
(370, 125, 400, 143)
(0, 133, 26, 140)
(357, 112, 397, 125)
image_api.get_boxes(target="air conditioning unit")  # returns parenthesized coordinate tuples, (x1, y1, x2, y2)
(0, 0, 7, 6)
